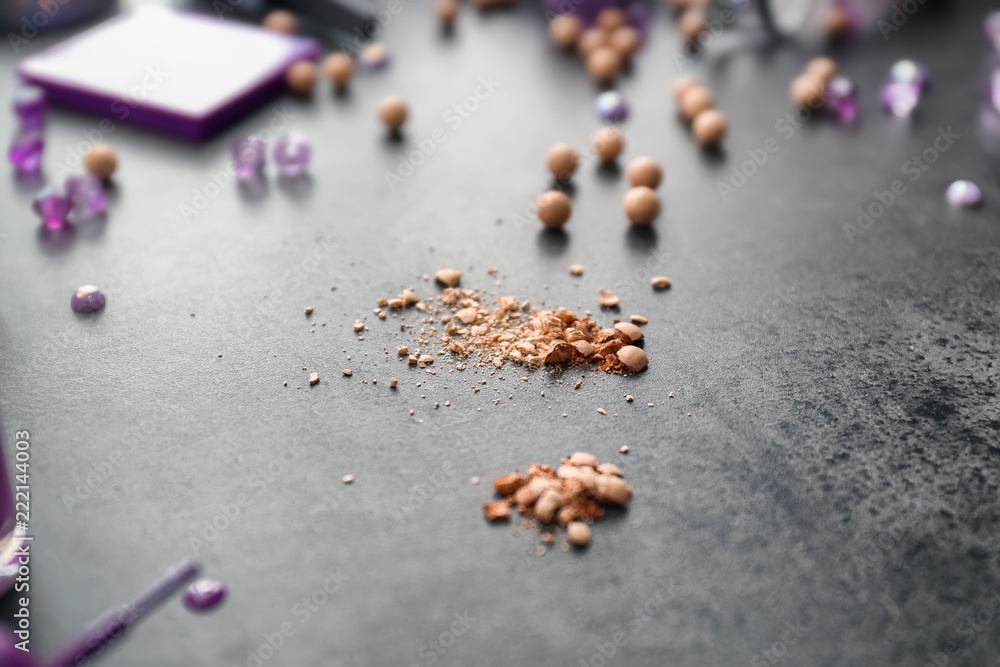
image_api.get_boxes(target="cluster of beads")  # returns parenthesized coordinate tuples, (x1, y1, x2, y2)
(879, 60, 929, 118)
(232, 133, 312, 180)
(32, 174, 107, 230)
(8, 85, 46, 175)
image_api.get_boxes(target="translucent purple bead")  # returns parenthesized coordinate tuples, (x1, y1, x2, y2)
(988, 70, 1000, 115)
(232, 137, 266, 180)
(888, 60, 929, 92)
(65, 174, 107, 219)
(824, 76, 858, 123)
(879, 81, 920, 118)
(8, 131, 44, 174)
(32, 186, 71, 230)
(986, 11, 1000, 51)
(595, 91, 629, 123)
(71, 285, 106, 313)
(272, 133, 312, 176)
(184, 579, 227, 611)
(945, 180, 981, 207)
(13, 85, 46, 130)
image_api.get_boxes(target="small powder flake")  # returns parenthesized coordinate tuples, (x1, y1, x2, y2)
(342, 475, 355, 484)
(309, 372, 320, 385)
(597, 408, 607, 415)
(343, 369, 353, 376)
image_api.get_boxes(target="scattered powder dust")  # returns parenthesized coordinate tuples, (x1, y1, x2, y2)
(482, 452, 631, 549)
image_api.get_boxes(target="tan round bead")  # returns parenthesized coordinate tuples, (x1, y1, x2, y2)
(567, 521, 591, 547)
(286, 60, 317, 96)
(586, 46, 622, 82)
(550, 14, 583, 49)
(436, 0, 460, 26)
(806, 56, 837, 84)
(262, 10, 296, 34)
(324, 52, 354, 88)
(673, 74, 700, 101)
(790, 73, 825, 107)
(626, 156, 662, 189)
(624, 186, 659, 225)
(679, 85, 714, 119)
(692, 109, 727, 146)
(596, 6, 626, 31)
(616, 345, 648, 372)
(592, 127, 624, 161)
(537, 191, 572, 229)
(547, 144, 579, 181)
(84, 144, 117, 180)
(825, 5, 851, 37)
(609, 26, 641, 59)
(678, 9, 706, 42)
(378, 96, 408, 131)
(577, 27, 608, 57)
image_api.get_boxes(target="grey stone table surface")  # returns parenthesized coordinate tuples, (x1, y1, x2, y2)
(1, 0, 999, 665)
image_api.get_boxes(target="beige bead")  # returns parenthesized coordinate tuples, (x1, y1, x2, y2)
(673, 74, 700, 101)
(567, 521, 591, 547)
(378, 96, 408, 131)
(262, 10, 296, 34)
(616, 345, 648, 372)
(692, 109, 727, 146)
(806, 56, 837, 84)
(436, 0, 460, 26)
(678, 9, 706, 42)
(679, 85, 714, 119)
(592, 127, 624, 161)
(790, 74, 825, 107)
(84, 144, 117, 180)
(624, 186, 659, 225)
(547, 144, 579, 181)
(586, 46, 622, 82)
(577, 27, 608, 57)
(610, 26, 641, 59)
(286, 60, 317, 96)
(324, 52, 354, 89)
(626, 156, 662, 189)
(614, 321, 644, 342)
(537, 191, 572, 229)
(825, 6, 851, 37)
(594, 474, 632, 504)
(596, 6, 626, 31)
(550, 14, 583, 49)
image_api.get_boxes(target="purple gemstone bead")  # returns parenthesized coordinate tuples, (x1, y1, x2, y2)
(70, 285, 106, 313)
(945, 180, 982, 207)
(986, 11, 1000, 51)
(625, 3, 651, 40)
(32, 186, 71, 230)
(824, 76, 858, 123)
(0, 628, 33, 667)
(232, 137, 266, 180)
(65, 174, 107, 219)
(184, 579, 227, 611)
(272, 133, 312, 176)
(8, 131, 44, 174)
(879, 81, 920, 118)
(988, 70, 1000, 114)
(358, 43, 390, 70)
(13, 85, 46, 130)
(595, 91, 629, 123)
(888, 60, 929, 92)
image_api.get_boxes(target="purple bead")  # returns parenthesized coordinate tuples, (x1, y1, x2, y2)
(65, 174, 107, 219)
(888, 60, 929, 92)
(595, 91, 629, 123)
(8, 131, 44, 174)
(13, 85, 46, 130)
(0, 628, 34, 667)
(32, 186, 71, 230)
(824, 76, 858, 123)
(184, 578, 227, 611)
(232, 137, 266, 180)
(945, 180, 982, 207)
(272, 133, 312, 176)
(625, 3, 651, 40)
(70, 285, 106, 313)
(988, 70, 1000, 114)
(358, 43, 390, 70)
(986, 11, 1000, 51)
(879, 81, 920, 118)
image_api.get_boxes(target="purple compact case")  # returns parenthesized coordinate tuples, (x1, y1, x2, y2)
(16, 7, 320, 141)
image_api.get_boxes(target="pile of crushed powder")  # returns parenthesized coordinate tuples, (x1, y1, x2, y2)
(370, 271, 649, 375)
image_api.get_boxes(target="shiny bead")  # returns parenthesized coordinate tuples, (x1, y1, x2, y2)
(184, 579, 227, 611)
(272, 133, 312, 176)
(888, 60, 929, 92)
(71, 285, 106, 313)
(32, 186, 71, 230)
(8, 131, 44, 174)
(879, 81, 920, 118)
(945, 180, 981, 207)
(13, 85, 46, 129)
(595, 91, 629, 123)
(359, 43, 390, 70)
(986, 11, 1000, 51)
(232, 137, 266, 180)
(825, 76, 858, 123)
(65, 174, 108, 219)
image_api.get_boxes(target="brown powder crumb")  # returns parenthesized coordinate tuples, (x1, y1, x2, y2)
(342, 474, 355, 484)
(574, 379, 583, 389)
(630, 315, 648, 324)
(597, 408, 607, 415)
(389, 377, 398, 388)
(435, 268, 463, 287)
(409, 409, 415, 415)
(309, 372, 320, 385)
(567, 521, 591, 547)
(305, 306, 314, 315)
(483, 500, 511, 521)
(618, 445, 629, 453)
(569, 264, 584, 276)
(625, 395, 633, 402)
(668, 392, 674, 398)
(353, 320, 364, 331)
(331, 286, 337, 290)
(651, 276, 671, 289)
(648, 403, 654, 407)
(398, 346, 409, 355)
(343, 369, 353, 376)
(283, 381, 288, 386)
(471, 477, 480, 485)
(598, 289, 621, 307)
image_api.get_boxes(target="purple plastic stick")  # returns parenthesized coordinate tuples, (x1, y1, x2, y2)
(47, 559, 200, 667)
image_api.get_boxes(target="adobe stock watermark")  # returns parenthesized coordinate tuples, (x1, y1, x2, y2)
(178, 106, 296, 222)
(405, 610, 477, 667)
(391, 460, 456, 523)
(749, 618, 812, 666)
(51, 66, 169, 180)
(922, 589, 1000, 667)
(255, 236, 336, 319)
(384, 76, 501, 192)
(7, 0, 70, 53)
(843, 126, 960, 244)
(877, 0, 931, 40)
